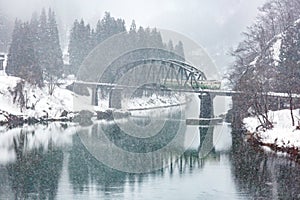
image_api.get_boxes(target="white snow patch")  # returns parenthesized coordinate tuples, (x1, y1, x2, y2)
(271, 36, 282, 66)
(244, 109, 300, 148)
(0, 75, 187, 123)
(294, 18, 300, 25)
(250, 57, 259, 66)
(0, 75, 77, 120)
(123, 94, 184, 110)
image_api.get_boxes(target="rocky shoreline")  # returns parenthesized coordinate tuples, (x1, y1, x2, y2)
(0, 106, 167, 128)
(0, 109, 73, 128)
(246, 132, 300, 162)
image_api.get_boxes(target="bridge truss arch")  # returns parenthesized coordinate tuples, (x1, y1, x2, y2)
(99, 48, 208, 91)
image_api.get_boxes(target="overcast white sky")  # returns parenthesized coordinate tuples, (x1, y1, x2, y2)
(0, 0, 266, 70)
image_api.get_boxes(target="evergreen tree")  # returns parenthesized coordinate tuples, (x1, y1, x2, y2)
(150, 28, 163, 48)
(175, 41, 185, 60)
(30, 12, 39, 48)
(6, 19, 22, 76)
(129, 20, 136, 33)
(68, 12, 126, 74)
(278, 21, 300, 126)
(137, 26, 147, 47)
(36, 8, 48, 73)
(68, 19, 92, 74)
(6, 21, 43, 86)
(128, 20, 137, 48)
(95, 19, 104, 44)
(68, 12, 185, 76)
(167, 40, 174, 52)
(6, 8, 63, 86)
(0, 8, 13, 52)
(29, 8, 64, 80)
(95, 12, 126, 44)
(46, 8, 64, 78)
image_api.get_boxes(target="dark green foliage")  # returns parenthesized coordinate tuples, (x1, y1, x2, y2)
(175, 41, 185, 60)
(44, 8, 64, 78)
(167, 40, 174, 51)
(6, 21, 43, 86)
(277, 21, 300, 126)
(36, 8, 64, 80)
(96, 12, 126, 43)
(69, 12, 126, 73)
(228, 0, 300, 128)
(278, 21, 300, 94)
(5, 19, 22, 76)
(68, 12, 185, 74)
(6, 8, 63, 86)
(0, 8, 13, 52)
(68, 19, 93, 74)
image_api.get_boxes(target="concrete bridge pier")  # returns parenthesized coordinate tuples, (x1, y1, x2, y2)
(198, 93, 215, 157)
(199, 93, 214, 121)
(109, 89, 122, 109)
(91, 86, 98, 106)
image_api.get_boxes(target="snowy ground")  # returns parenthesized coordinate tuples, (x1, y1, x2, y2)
(0, 73, 75, 121)
(95, 94, 183, 111)
(243, 109, 300, 150)
(0, 72, 185, 124)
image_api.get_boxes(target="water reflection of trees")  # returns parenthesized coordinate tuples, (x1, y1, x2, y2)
(68, 127, 220, 196)
(69, 135, 127, 194)
(6, 129, 64, 200)
(230, 133, 300, 199)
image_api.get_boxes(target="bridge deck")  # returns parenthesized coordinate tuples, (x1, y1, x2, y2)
(74, 81, 300, 98)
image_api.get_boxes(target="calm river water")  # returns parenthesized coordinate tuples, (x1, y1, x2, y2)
(0, 96, 300, 199)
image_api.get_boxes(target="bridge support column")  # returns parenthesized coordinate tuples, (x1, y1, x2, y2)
(199, 93, 214, 121)
(198, 93, 216, 157)
(109, 89, 122, 109)
(91, 86, 98, 106)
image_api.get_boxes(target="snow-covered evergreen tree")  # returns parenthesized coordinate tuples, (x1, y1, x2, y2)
(0, 8, 13, 52)
(45, 8, 64, 78)
(68, 19, 92, 74)
(68, 12, 126, 74)
(6, 19, 22, 76)
(167, 40, 174, 52)
(175, 41, 185, 60)
(6, 21, 43, 86)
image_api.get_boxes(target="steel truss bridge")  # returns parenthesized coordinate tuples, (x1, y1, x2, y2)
(74, 55, 297, 118)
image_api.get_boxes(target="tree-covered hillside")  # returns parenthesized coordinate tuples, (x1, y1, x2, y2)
(228, 0, 300, 127)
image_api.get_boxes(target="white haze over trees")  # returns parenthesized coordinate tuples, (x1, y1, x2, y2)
(0, 0, 265, 70)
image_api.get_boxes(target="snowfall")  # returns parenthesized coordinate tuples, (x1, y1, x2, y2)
(0, 70, 183, 124)
(243, 109, 300, 153)
(242, 22, 300, 155)
(0, 68, 186, 165)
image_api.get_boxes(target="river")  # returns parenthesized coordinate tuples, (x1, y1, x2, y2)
(0, 95, 300, 199)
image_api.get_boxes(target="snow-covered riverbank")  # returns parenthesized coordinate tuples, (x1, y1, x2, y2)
(243, 109, 300, 158)
(0, 74, 75, 123)
(0, 74, 184, 126)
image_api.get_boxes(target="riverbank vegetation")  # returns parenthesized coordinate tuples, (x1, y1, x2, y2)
(228, 0, 300, 129)
(228, 0, 300, 157)
(0, 9, 187, 127)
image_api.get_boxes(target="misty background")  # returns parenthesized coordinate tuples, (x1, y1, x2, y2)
(0, 0, 266, 71)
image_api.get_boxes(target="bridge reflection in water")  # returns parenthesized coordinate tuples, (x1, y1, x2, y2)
(2, 117, 300, 199)
(69, 122, 222, 193)
(0, 90, 233, 197)
(75, 116, 219, 173)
